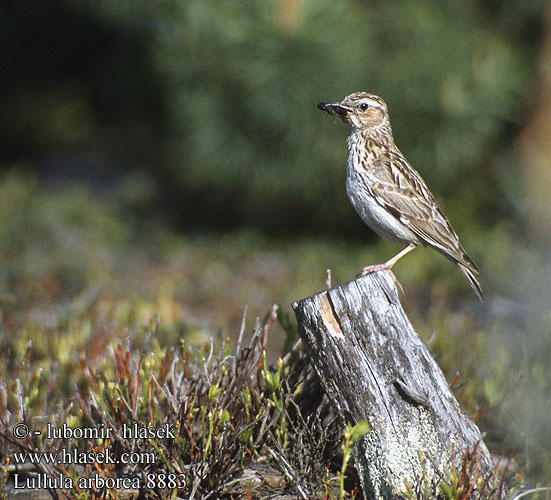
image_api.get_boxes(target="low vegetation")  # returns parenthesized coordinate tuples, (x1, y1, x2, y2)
(0, 174, 549, 498)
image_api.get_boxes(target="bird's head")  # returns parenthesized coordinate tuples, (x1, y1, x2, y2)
(317, 92, 389, 132)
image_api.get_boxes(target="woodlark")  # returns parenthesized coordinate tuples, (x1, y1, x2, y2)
(318, 92, 482, 300)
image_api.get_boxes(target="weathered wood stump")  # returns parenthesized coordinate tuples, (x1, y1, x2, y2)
(292, 271, 496, 499)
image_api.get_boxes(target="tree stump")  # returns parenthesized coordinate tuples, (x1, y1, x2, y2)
(292, 271, 496, 499)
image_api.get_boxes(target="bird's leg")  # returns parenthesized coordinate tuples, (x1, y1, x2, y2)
(360, 243, 417, 275)
(359, 244, 417, 294)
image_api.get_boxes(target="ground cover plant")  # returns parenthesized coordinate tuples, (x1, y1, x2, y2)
(0, 299, 359, 499)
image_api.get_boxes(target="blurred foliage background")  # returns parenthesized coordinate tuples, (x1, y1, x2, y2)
(1, 0, 551, 487)
(3, 0, 549, 237)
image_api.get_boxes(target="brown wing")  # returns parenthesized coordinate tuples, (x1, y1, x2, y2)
(365, 147, 479, 274)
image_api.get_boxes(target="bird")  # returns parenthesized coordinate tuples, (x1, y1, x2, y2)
(317, 92, 482, 300)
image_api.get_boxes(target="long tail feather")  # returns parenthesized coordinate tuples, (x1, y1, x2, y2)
(458, 263, 483, 301)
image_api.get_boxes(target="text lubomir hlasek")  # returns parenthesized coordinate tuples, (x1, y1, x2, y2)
(45, 423, 175, 440)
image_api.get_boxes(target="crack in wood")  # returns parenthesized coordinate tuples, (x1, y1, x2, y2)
(393, 378, 430, 408)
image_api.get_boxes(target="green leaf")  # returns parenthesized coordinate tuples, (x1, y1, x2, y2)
(348, 420, 369, 444)
(208, 383, 222, 400)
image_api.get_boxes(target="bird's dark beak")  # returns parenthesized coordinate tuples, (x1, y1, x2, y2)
(317, 102, 350, 122)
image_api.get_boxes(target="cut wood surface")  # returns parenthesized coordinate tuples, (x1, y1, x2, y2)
(292, 271, 496, 499)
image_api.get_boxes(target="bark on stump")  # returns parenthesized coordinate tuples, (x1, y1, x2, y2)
(292, 271, 495, 499)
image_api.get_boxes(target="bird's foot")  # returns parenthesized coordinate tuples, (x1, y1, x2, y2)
(356, 245, 416, 297)
(359, 263, 393, 276)
(357, 264, 405, 298)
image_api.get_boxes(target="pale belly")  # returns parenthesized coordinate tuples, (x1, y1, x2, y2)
(346, 170, 420, 246)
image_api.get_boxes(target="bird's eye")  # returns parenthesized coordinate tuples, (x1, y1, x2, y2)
(360, 103, 369, 111)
